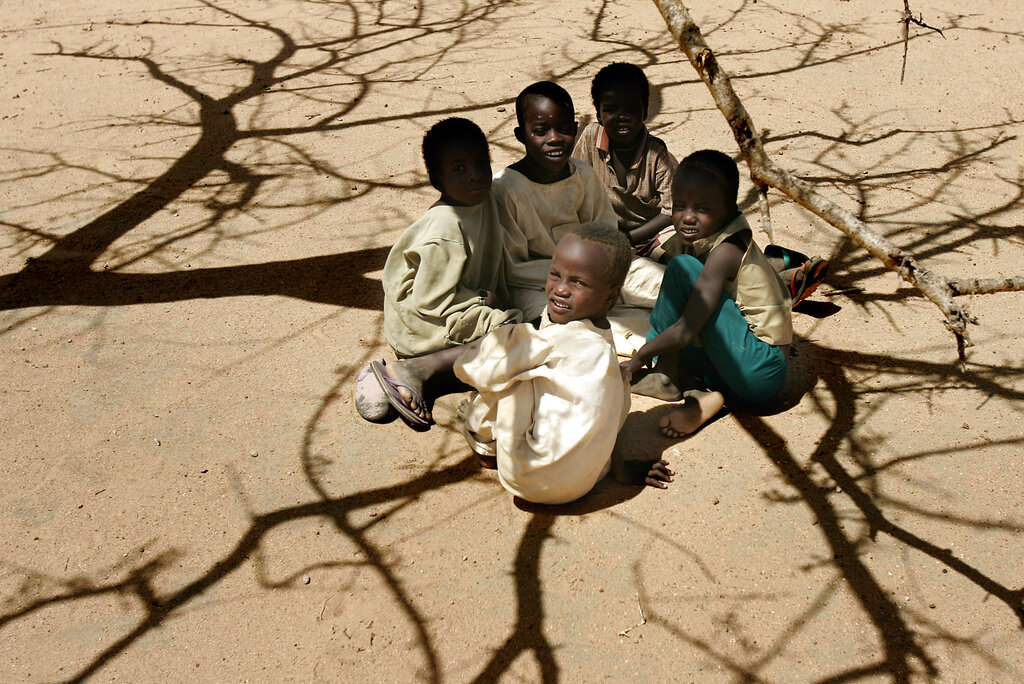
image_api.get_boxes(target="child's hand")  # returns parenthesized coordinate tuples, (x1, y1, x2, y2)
(622, 355, 647, 377)
(618, 359, 633, 382)
(645, 460, 674, 489)
(479, 290, 500, 309)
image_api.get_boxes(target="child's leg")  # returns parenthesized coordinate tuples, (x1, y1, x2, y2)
(630, 255, 705, 401)
(619, 255, 665, 308)
(371, 344, 467, 423)
(660, 388, 725, 438)
(651, 255, 787, 405)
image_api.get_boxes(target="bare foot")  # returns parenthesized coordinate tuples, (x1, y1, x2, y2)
(629, 369, 682, 401)
(660, 390, 725, 438)
(382, 358, 432, 422)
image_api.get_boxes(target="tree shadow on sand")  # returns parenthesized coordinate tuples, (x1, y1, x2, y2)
(3, 2, 1024, 683)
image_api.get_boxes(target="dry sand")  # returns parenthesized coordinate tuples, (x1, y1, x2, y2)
(2, 1, 1023, 681)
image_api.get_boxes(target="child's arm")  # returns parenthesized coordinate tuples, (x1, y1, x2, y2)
(627, 213, 673, 246)
(401, 240, 518, 343)
(624, 239, 744, 375)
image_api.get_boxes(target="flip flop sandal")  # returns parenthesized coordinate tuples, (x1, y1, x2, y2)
(370, 360, 431, 428)
(355, 361, 394, 422)
(791, 257, 830, 306)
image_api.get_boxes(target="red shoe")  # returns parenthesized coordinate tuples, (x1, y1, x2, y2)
(790, 257, 829, 306)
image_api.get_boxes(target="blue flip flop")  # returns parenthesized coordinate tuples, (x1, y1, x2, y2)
(370, 360, 431, 428)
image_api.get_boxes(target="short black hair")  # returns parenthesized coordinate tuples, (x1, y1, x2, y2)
(421, 118, 489, 191)
(570, 222, 631, 289)
(515, 81, 574, 128)
(590, 62, 650, 117)
(676, 149, 740, 207)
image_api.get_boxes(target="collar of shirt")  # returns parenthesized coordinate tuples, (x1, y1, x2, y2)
(594, 123, 648, 170)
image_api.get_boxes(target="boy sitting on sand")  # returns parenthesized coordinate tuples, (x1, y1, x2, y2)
(456, 223, 672, 503)
(624, 150, 793, 437)
(493, 80, 665, 353)
(575, 62, 828, 307)
(572, 62, 677, 255)
(356, 118, 521, 422)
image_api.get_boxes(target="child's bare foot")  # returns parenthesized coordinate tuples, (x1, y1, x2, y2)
(629, 368, 682, 401)
(660, 390, 725, 438)
(371, 358, 432, 424)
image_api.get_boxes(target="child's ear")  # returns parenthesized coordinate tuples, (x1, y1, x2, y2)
(605, 286, 621, 309)
(514, 126, 525, 144)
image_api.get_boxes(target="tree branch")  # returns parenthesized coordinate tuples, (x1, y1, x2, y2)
(900, 0, 945, 84)
(947, 276, 1024, 296)
(651, 0, 1023, 364)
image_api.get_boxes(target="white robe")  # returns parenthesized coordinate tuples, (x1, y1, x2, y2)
(454, 316, 630, 505)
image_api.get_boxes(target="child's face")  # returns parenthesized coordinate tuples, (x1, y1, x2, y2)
(545, 236, 619, 325)
(671, 171, 733, 243)
(596, 87, 645, 148)
(516, 95, 577, 178)
(436, 139, 492, 207)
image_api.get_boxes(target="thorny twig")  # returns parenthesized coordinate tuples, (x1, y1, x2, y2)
(618, 594, 648, 637)
(900, 0, 945, 83)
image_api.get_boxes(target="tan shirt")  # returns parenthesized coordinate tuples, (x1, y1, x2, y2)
(492, 159, 617, 320)
(572, 122, 678, 231)
(683, 214, 793, 346)
(383, 199, 521, 358)
(455, 315, 630, 505)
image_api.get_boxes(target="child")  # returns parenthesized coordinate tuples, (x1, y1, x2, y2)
(577, 64, 829, 308)
(493, 81, 616, 322)
(456, 224, 673, 503)
(493, 81, 664, 353)
(572, 62, 677, 254)
(355, 118, 522, 422)
(624, 150, 792, 438)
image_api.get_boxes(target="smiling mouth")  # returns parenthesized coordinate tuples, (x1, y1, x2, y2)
(544, 149, 568, 159)
(549, 298, 570, 314)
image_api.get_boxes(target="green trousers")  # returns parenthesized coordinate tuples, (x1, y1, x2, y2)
(648, 255, 787, 405)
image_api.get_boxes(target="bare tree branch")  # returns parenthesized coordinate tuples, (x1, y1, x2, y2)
(901, 0, 945, 84)
(651, 0, 1024, 363)
(947, 276, 1024, 296)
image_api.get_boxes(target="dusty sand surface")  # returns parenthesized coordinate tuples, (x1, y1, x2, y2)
(2, 1, 1023, 681)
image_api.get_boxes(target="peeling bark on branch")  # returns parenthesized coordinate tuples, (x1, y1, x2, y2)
(947, 276, 1024, 296)
(650, 0, 1024, 363)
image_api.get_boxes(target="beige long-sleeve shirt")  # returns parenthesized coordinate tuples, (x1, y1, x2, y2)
(383, 199, 521, 358)
(491, 160, 617, 320)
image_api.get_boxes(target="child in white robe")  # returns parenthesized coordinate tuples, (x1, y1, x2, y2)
(455, 224, 673, 504)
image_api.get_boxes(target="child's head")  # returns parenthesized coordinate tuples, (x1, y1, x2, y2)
(590, 62, 649, 148)
(671, 149, 740, 242)
(513, 81, 577, 181)
(422, 117, 492, 207)
(545, 223, 630, 325)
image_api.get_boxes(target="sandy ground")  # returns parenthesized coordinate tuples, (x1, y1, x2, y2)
(2, 1, 1023, 682)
